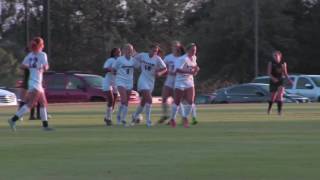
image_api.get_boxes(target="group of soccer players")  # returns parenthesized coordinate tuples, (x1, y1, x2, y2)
(7, 36, 290, 131)
(102, 41, 200, 128)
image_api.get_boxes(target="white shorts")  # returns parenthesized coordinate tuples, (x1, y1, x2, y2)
(116, 80, 133, 90)
(164, 75, 175, 89)
(102, 82, 117, 92)
(174, 81, 194, 90)
(137, 78, 154, 92)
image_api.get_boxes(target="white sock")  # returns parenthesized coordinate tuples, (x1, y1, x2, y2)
(162, 102, 169, 117)
(106, 107, 112, 120)
(40, 107, 48, 121)
(179, 103, 185, 117)
(121, 105, 128, 122)
(134, 105, 144, 119)
(183, 104, 192, 118)
(116, 104, 123, 123)
(145, 103, 152, 124)
(170, 104, 179, 120)
(191, 104, 197, 118)
(16, 105, 29, 118)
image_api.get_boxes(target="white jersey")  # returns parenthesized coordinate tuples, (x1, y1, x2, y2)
(112, 55, 135, 90)
(174, 54, 197, 89)
(22, 52, 48, 92)
(164, 54, 180, 88)
(134, 53, 166, 91)
(102, 57, 117, 92)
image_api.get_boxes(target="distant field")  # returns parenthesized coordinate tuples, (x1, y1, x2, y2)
(1, 103, 320, 180)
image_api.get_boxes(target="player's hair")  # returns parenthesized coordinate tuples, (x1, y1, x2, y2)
(149, 42, 162, 56)
(186, 43, 197, 51)
(30, 37, 44, 52)
(110, 48, 120, 58)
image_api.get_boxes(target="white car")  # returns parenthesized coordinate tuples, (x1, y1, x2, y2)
(253, 75, 320, 102)
(0, 88, 18, 106)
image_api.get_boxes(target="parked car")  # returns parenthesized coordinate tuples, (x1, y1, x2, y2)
(253, 75, 320, 102)
(0, 88, 18, 106)
(213, 83, 310, 104)
(16, 72, 139, 103)
(195, 93, 216, 104)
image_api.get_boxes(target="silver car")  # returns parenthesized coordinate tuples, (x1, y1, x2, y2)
(253, 75, 320, 102)
(0, 88, 18, 106)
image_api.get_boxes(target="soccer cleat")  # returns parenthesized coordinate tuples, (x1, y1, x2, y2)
(158, 116, 169, 124)
(121, 120, 127, 127)
(170, 119, 176, 128)
(191, 117, 198, 125)
(104, 118, 113, 126)
(146, 122, 153, 128)
(8, 119, 16, 132)
(183, 119, 190, 128)
(43, 127, 55, 131)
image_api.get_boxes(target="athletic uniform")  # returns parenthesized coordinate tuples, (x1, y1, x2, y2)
(22, 52, 48, 92)
(174, 54, 197, 90)
(134, 53, 166, 92)
(269, 60, 284, 92)
(102, 57, 117, 92)
(112, 56, 135, 90)
(22, 69, 30, 90)
(164, 54, 179, 88)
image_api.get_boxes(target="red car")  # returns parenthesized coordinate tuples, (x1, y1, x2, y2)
(17, 72, 139, 103)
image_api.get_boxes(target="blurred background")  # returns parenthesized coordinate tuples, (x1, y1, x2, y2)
(0, 0, 319, 95)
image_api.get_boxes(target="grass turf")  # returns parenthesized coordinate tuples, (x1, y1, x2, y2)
(0, 103, 320, 180)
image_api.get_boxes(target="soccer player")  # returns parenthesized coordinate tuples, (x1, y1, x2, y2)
(102, 47, 121, 126)
(8, 37, 53, 131)
(158, 41, 185, 124)
(131, 43, 167, 127)
(267, 50, 292, 115)
(112, 44, 135, 126)
(169, 43, 200, 128)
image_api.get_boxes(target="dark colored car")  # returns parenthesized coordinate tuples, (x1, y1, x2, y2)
(14, 71, 138, 103)
(195, 93, 216, 104)
(213, 83, 310, 104)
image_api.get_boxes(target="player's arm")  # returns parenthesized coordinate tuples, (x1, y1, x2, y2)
(282, 62, 292, 85)
(267, 62, 278, 83)
(104, 60, 113, 73)
(193, 66, 200, 76)
(155, 57, 167, 77)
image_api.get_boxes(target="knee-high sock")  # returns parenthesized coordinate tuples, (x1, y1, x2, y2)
(268, 101, 273, 112)
(105, 106, 112, 120)
(133, 105, 144, 119)
(277, 101, 283, 114)
(183, 104, 192, 118)
(121, 105, 128, 122)
(162, 102, 169, 117)
(145, 103, 152, 124)
(16, 105, 29, 118)
(116, 104, 123, 123)
(40, 107, 48, 121)
(178, 103, 185, 117)
(170, 104, 179, 120)
(191, 103, 197, 118)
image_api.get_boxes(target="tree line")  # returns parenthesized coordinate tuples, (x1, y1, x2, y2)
(0, 0, 319, 94)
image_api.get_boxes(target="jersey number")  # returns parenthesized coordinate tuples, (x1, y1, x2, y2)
(29, 58, 38, 68)
(144, 65, 151, 71)
(126, 69, 130, 74)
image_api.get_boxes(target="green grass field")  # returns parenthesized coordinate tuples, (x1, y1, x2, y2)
(1, 103, 320, 180)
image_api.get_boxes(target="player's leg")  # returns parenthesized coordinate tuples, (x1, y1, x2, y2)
(276, 86, 285, 115)
(142, 90, 153, 127)
(131, 91, 145, 125)
(170, 88, 184, 127)
(117, 86, 128, 126)
(8, 90, 38, 131)
(268, 83, 278, 114)
(104, 90, 114, 126)
(182, 87, 195, 128)
(38, 91, 53, 131)
(159, 86, 173, 123)
(190, 87, 198, 125)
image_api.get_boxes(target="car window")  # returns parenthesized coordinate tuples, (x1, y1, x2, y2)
(46, 75, 65, 90)
(80, 76, 103, 88)
(66, 76, 84, 90)
(227, 86, 258, 95)
(297, 77, 313, 89)
(253, 78, 269, 84)
(311, 76, 320, 87)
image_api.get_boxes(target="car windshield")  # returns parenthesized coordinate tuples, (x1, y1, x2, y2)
(311, 76, 320, 87)
(79, 75, 103, 88)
